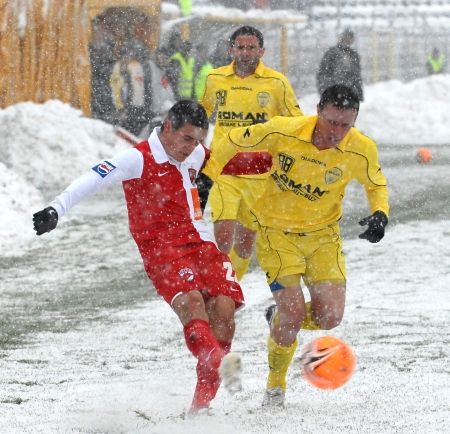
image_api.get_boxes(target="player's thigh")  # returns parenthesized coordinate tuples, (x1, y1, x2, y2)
(209, 175, 242, 222)
(303, 227, 346, 327)
(272, 284, 306, 318)
(256, 227, 307, 286)
(146, 254, 205, 306)
(198, 242, 244, 309)
(303, 225, 346, 285)
(308, 281, 346, 329)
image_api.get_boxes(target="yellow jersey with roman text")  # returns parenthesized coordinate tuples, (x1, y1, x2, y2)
(200, 61, 303, 180)
(228, 115, 389, 232)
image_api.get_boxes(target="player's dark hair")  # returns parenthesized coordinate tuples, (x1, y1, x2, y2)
(229, 25, 264, 48)
(162, 100, 209, 131)
(318, 84, 360, 112)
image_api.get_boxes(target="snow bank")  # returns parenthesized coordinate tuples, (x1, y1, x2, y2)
(300, 74, 450, 145)
(0, 100, 128, 253)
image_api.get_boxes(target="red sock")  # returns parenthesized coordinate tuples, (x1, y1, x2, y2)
(184, 319, 225, 411)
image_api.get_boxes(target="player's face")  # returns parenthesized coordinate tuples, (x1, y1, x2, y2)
(314, 104, 358, 149)
(162, 120, 207, 162)
(229, 34, 265, 76)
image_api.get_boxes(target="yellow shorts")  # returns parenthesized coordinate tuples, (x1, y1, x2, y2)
(256, 224, 346, 287)
(209, 175, 266, 231)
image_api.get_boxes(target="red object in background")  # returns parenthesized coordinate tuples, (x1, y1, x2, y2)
(252, 0, 270, 9)
(161, 75, 170, 89)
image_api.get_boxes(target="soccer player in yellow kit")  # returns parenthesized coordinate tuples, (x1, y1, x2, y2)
(227, 84, 389, 406)
(199, 25, 303, 280)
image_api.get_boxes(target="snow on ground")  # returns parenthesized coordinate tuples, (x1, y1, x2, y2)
(1, 219, 449, 433)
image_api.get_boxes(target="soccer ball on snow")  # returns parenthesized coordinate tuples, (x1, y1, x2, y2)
(300, 336, 356, 390)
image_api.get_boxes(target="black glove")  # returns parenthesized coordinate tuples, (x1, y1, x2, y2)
(196, 172, 213, 213)
(358, 211, 388, 243)
(33, 206, 58, 236)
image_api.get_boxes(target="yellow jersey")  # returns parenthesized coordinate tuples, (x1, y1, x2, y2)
(200, 61, 303, 180)
(228, 115, 389, 232)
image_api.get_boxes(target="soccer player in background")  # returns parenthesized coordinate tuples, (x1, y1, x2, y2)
(198, 25, 303, 280)
(225, 85, 389, 406)
(32, 100, 243, 415)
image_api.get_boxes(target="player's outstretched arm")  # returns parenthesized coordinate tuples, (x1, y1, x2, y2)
(31, 148, 144, 236)
(33, 207, 58, 236)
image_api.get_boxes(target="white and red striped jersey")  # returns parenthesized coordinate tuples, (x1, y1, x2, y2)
(50, 128, 214, 261)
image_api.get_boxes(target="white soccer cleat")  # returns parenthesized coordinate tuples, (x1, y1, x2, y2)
(261, 386, 285, 408)
(219, 352, 242, 395)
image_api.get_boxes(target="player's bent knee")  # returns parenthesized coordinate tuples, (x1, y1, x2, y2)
(314, 306, 344, 329)
(213, 295, 236, 319)
(173, 291, 207, 324)
(279, 309, 304, 334)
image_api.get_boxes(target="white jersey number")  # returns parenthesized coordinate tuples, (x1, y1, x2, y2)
(223, 262, 238, 283)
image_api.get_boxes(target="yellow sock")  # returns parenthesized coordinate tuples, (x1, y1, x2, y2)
(301, 301, 321, 330)
(266, 336, 298, 391)
(229, 248, 251, 281)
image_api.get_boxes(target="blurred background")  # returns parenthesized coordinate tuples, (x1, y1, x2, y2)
(1, 0, 448, 136)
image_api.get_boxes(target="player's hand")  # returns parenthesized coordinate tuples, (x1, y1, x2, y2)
(196, 172, 213, 212)
(358, 211, 388, 243)
(33, 207, 58, 236)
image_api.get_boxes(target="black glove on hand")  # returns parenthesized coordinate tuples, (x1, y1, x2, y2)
(33, 206, 58, 236)
(196, 172, 214, 213)
(358, 210, 388, 243)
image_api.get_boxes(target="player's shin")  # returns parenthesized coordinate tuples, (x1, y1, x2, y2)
(184, 319, 225, 411)
(266, 336, 298, 391)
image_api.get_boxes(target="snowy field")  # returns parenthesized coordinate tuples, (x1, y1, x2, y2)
(1, 75, 450, 433)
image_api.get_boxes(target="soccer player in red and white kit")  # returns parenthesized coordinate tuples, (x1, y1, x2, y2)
(32, 100, 244, 414)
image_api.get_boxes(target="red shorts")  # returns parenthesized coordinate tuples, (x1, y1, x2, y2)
(143, 241, 244, 308)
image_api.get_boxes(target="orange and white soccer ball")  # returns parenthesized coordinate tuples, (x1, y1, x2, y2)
(300, 336, 356, 390)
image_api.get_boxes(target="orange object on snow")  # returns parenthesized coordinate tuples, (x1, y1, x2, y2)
(416, 147, 433, 164)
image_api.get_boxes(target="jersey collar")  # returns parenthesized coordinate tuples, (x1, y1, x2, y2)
(302, 116, 351, 152)
(148, 127, 171, 164)
(148, 127, 202, 166)
(253, 61, 266, 76)
(225, 60, 266, 77)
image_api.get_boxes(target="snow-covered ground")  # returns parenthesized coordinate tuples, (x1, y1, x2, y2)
(1, 75, 449, 433)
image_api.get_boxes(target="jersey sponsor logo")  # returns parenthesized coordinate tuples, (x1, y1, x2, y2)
(325, 167, 343, 184)
(271, 170, 328, 201)
(216, 89, 227, 105)
(279, 153, 295, 172)
(257, 91, 270, 107)
(92, 161, 116, 178)
(301, 155, 326, 168)
(158, 171, 170, 177)
(231, 86, 252, 91)
(217, 111, 268, 126)
(178, 267, 194, 282)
